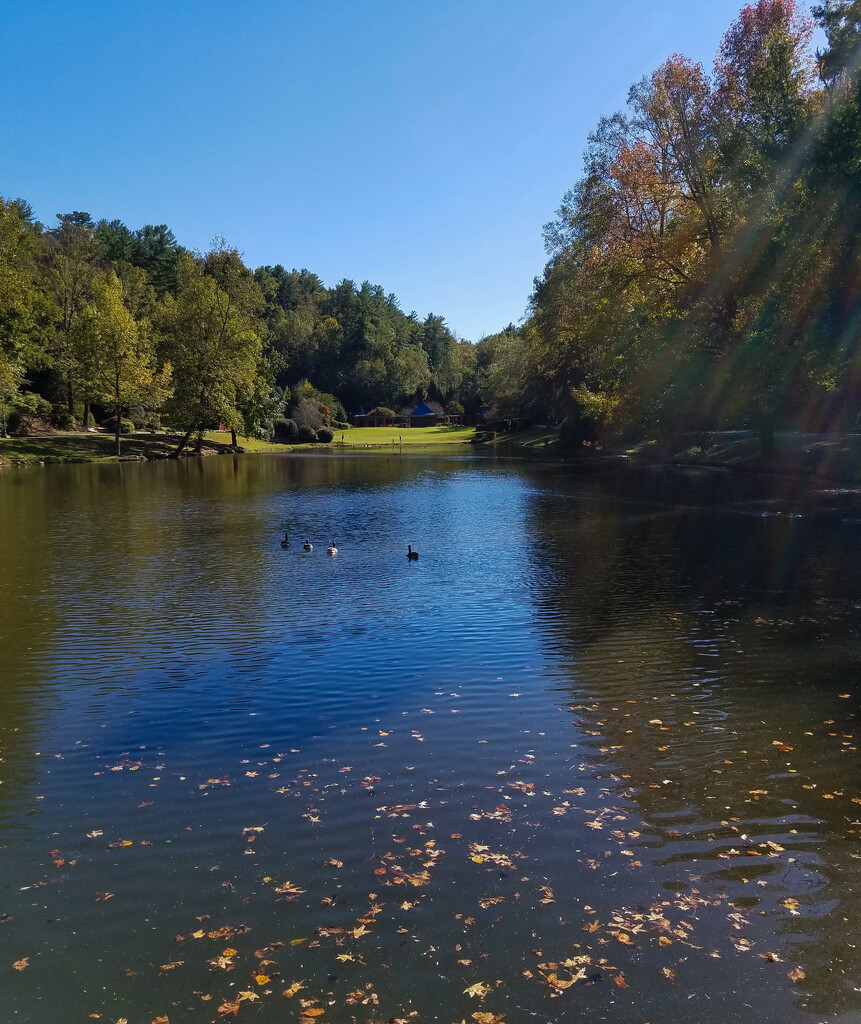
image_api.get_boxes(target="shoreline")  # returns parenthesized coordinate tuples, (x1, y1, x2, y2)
(4, 429, 861, 489)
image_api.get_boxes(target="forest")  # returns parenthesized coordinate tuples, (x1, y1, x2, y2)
(1, 0, 859, 454)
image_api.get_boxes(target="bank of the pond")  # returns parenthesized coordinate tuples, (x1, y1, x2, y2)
(5, 428, 861, 489)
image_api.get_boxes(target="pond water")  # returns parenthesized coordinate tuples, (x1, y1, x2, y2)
(1, 453, 861, 1024)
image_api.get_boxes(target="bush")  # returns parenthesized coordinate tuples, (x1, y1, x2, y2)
(297, 424, 317, 443)
(6, 410, 23, 435)
(86, 412, 96, 428)
(316, 426, 334, 443)
(144, 414, 161, 433)
(445, 401, 465, 415)
(333, 420, 351, 431)
(273, 418, 298, 443)
(102, 416, 135, 435)
(55, 411, 77, 431)
(293, 398, 327, 432)
(367, 406, 396, 419)
(127, 405, 147, 429)
(487, 418, 512, 433)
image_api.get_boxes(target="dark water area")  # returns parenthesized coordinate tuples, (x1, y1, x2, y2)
(1, 453, 861, 1024)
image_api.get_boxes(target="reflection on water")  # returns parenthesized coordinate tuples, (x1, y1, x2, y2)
(0, 455, 860, 1022)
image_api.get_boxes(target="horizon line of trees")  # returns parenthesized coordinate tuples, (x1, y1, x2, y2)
(0, 206, 491, 454)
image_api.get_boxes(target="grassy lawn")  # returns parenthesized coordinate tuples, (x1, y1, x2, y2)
(206, 425, 480, 448)
(331, 425, 476, 446)
(1, 425, 561, 466)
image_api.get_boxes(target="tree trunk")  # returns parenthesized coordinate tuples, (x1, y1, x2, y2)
(171, 430, 193, 458)
(83, 400, 89, 431)
(230, 428, 237, 448)
(67, 371, 74, 415)
(115, 405, 121, 457)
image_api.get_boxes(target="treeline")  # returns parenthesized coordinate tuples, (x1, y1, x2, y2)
(3, 0, 859, 456)
(503, 0, 861, 449)
(0, 208, 485, 453)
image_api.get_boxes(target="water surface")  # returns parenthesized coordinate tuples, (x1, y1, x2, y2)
(1, 454, 860, 1024)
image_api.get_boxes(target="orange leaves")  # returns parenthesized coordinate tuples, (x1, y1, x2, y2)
(217, 1000, 240, 1016)
(788, 967, 806, 982)
(282, 981, 305, 998)
(12, 957, 28, 971)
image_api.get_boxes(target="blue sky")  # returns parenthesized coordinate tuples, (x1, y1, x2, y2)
(3, 0, 778, 340)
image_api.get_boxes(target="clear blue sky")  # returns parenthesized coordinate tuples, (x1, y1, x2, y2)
(2, 0, 780, 340)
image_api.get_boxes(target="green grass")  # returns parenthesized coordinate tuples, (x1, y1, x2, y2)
(330, 425, 476, 446)
(0, 432, 235, 465)
(0, 425, 561, 466)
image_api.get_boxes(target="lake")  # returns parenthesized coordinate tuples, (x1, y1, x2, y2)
(1, 453, 860, 1024)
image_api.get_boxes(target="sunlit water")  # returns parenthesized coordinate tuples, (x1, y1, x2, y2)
(1, 453, 861, 1024)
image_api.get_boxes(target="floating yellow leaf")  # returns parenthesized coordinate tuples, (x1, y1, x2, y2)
(464, 982, 491, 999)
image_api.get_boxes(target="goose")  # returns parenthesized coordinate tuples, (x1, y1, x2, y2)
(327, 540, 338, 556)
(280, 532, 291, 549)
(407, 545, 419, 561)
(303, 539, 313, 552)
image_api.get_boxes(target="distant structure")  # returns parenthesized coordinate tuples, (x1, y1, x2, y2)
(409, 401, 438, 427)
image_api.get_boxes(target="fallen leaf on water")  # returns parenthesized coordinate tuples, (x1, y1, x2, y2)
(472, 1013, 505, 1023)
(283, 981, 305, 998)
(238, 991, 259, 1002)
(614, 974, 629, 988)
(788, 967, 806, 982)
(12, 958, 28, 971)
(662, 967, 676, 980)
(300, 1009, 325, 1018)
(217, 1001, 240, 1017)
(152, 1017, 169, 1023)
(254, 973, 270, 985)
(464, 982, 492, 999)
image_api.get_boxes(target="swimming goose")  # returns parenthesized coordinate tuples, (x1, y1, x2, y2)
(327, 540, 338, 556)
(303, 539, 313, 552)
(407, 545, 418, 561)
(280, 533, 291, 549)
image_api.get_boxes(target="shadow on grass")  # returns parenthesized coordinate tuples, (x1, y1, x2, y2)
(0, 433, 233, 464)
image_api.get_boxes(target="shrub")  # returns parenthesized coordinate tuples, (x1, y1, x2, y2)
(127, 405, 147, 428)
(487, 418, 512, 433)
(297, 424, 317, 443)
(145, 414, 161, 433)
(273, 418, 298, 443)
(86, 412, 96, 428)
(445, 401, 465, 415)
(293, 398, 327, 432)
(102, 416, 135, 434)
(333, 420, 351, 431)
(55, 411, 77, 431)
(6, 410, 23, 435)
(316, 426, 334, 443)
(367, 406, 396, 419)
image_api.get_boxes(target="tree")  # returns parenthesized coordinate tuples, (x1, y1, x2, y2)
(74, 273, 172, 455)
(160, 249, 264, 456)
(0, 198, 54, 428)
(43, 212, 100, 414)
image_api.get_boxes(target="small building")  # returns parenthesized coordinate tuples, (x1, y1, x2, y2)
(409, 401, 438, 427)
